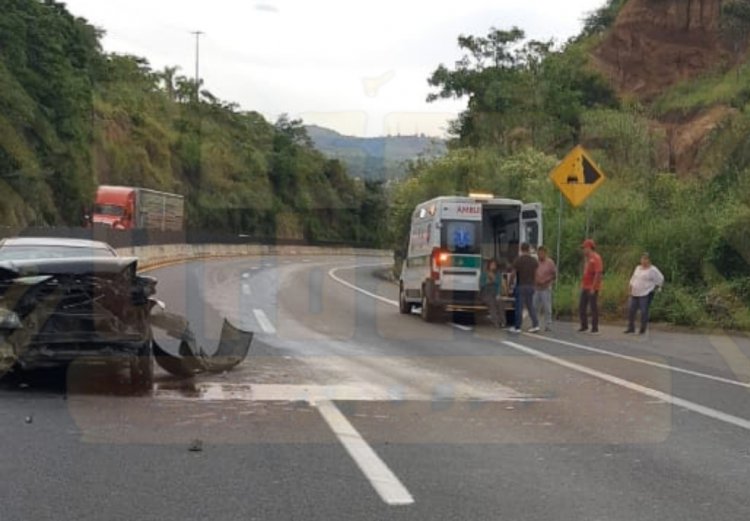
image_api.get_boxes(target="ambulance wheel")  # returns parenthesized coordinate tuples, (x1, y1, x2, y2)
(421, 292, 441, 323)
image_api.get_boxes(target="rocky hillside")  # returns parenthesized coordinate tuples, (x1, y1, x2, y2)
(592, 0, 726, 99)
(590, 0, 748, 177)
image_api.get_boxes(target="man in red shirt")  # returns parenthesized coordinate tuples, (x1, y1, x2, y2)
(579, 239, 603, 334)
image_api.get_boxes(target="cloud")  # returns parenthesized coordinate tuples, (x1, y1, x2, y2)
(254, 3, 279, 13)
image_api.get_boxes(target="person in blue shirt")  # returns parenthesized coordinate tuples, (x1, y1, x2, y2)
(480, 259, 506, 328)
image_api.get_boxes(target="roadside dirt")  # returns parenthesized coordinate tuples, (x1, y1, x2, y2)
(653, 105, 736, 175)
(592, 0, 727, 100)
(590, 0, 739, 176)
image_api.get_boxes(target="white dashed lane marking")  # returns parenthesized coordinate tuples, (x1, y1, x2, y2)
(252, 309, 276, 335)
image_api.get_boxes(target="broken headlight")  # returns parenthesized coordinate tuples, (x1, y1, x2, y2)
(0, 308, 21, 330)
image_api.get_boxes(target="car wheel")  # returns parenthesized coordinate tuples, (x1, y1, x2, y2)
(130, 342, 154, 395)
(399, 285, 413, 315)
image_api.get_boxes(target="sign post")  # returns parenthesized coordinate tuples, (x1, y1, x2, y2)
(555, 191, 563, 289)
(549, 145, 607, 281)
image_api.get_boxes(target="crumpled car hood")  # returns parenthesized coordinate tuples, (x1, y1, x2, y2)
(0, 257, 139, 279)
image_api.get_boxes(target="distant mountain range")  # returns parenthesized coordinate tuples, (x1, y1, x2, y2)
(305, 125, 447, 181)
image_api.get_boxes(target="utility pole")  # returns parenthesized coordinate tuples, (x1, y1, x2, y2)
(190, 30, 204, 186)
(191, 30, 204, 102)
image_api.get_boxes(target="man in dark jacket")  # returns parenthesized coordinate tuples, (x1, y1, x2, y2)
(509, 243, 540, 334)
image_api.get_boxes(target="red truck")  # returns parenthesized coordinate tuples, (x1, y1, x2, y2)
(92, 186, 185, 231)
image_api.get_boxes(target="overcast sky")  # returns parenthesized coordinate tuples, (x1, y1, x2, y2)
(64, 0, 606, 137)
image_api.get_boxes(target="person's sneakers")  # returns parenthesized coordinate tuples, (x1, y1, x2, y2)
(639, 329, 647, 335)
(577, 327, 589, 332)
(507, 327, 522, 334)
(624, 329, 635, 334)
(589, 329, 601, 335)
(528, 326, 541, 334)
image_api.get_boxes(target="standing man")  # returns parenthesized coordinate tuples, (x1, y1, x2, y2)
(625, 253, 665, 335)
(534, 246, 557, 332)
(509, 243, 540, 334)
(579, 239, 603, 334)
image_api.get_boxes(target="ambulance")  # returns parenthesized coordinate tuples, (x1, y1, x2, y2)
(398, 194, 543, 322)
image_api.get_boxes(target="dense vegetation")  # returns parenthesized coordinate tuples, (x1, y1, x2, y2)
(0, 0, 387, 246)
(389, 10, 750, 329)
(3, 0, 749, 328)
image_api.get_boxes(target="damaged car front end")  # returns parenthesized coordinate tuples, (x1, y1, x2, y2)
(0, 257, 157, 391)
(0, 245, 254, 393)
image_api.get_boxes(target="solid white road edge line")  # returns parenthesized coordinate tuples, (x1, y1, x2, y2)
(328, 264, 398, 306)
(331, 264, 750, 397)
(252, 309, 277, 335)
(527, 333, 750, 390)
(328, 263, 750, 431)
(329, 265, 475, 332)
(316, 399, 415, 506)
(503, 340, 750, 432)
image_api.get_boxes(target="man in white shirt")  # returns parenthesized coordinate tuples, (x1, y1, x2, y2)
(625, 252, 665, 334)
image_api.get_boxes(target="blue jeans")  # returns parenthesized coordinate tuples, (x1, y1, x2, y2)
(628, 293, 653, 333)
(515, 285, 539, 329)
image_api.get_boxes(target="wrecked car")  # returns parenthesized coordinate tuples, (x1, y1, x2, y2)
(0, 237, 253, 392)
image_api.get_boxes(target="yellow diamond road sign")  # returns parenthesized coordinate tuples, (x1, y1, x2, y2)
(550, 145, 607, 208)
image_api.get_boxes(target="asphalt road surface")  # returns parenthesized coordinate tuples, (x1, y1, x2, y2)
(2, 254, 750, 521)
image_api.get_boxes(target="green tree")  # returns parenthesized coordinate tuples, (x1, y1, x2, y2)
(427, 27, 616, 151)
(721, 0, 750, 75)
(580, 0, 628, 37)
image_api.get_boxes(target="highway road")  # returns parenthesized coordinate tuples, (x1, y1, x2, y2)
(2, 254, 750, 520)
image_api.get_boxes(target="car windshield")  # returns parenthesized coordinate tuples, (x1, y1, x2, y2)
(94, 204, 125, 217)
(0, 246, 115, 260)
(2, 1, 750, 520)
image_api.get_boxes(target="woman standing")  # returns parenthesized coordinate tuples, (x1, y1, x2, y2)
(480, 259, 506, 328)
(625, 253, 665, 335)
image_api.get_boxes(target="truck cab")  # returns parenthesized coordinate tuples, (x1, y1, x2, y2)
(92, 186, 136, 229)
(399, 195, 542, 322)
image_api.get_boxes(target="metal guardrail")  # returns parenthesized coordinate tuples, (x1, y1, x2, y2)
(0, 226, 382, 251)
